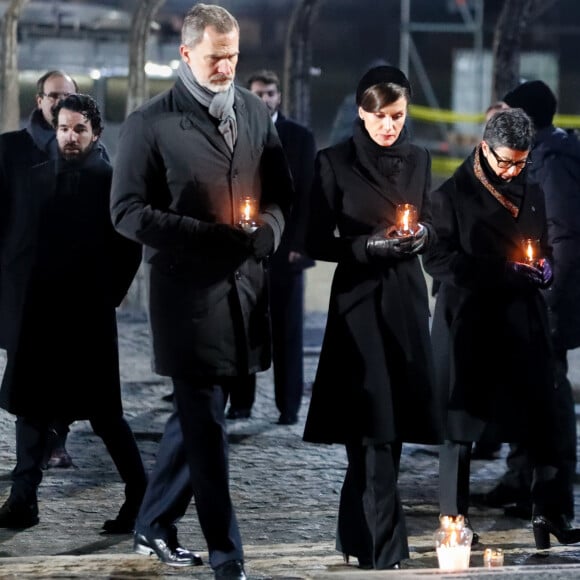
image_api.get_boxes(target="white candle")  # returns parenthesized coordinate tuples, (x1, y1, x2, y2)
(436, 545, 471, 571)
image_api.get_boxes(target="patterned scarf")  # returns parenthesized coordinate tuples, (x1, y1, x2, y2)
(178, 60, 237, 152)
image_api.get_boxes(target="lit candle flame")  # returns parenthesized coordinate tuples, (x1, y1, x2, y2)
(402, 209, 410, 232)
(243, 200, 252, 221)
(526, 240, 534, 263)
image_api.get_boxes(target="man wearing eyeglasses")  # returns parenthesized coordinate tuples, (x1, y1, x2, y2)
(423, 108, 580, 548)
(0, 70, 79, 471)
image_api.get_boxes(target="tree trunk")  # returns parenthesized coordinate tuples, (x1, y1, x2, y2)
(492, 0, 559, 101)
(122, 0, 165, 318)
(125, 0, 166, 116)
(282, 0, 321, 126)
(0, 0, 30, 133)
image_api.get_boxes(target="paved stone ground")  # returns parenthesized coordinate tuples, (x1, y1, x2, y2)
(1, 265, 580, 578)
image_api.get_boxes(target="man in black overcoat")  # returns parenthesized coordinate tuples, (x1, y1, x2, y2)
(226, 69, 316, 425)
(110, 5, 293, 579)
(0, 70, 80, 469)
(0, 94, 146, 532)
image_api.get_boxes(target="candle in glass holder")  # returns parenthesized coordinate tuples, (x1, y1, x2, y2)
(522, 238, 540, 266)
(395, 203, 418, 237)
(483, 548, 504, 568)
(434, 515, 472, 572)
(239, 195, 258, 232)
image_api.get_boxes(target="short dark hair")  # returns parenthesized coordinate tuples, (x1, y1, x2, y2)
(246, 69, 280, 91)
(36, 70, 78, 97)
(52, 93, 103, 137)
(483, 108, 534, 151)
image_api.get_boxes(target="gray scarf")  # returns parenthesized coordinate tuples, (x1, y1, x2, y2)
(178, 60, 237, 153)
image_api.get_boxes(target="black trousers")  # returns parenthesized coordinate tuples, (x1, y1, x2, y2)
(498, 348, 577, 519)
(270, 269, 305, 420)
(11, 414, 146, 506)
(136, 377, 243, 570)
(439, 439, 573, 519)
(337, 441, 409, 569)
(228, 268, 305, 420)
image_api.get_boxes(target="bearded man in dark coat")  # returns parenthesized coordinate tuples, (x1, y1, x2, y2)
(0, 94, 147, 533)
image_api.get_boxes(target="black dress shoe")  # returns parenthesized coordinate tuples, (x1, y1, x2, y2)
(471, 483, 528, 508)
(504, 501, 532, 520)
(133, 532, 203, 567)
(102, 489, 146, 534)
(214, 559, 246, 579)
(102, 515, 135, 534)
(226, 408, 251, 420)
(464, 516, 480, 545)
(0, 499, 39, 529)
(532, 514, 580, 549)
(277, 413, 298, 425)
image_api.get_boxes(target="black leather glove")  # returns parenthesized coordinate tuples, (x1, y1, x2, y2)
(207, 223, 252, 254)
(410, 223, 429, 254)
(504, 260, 543, 289)
(538, 258, 553, 288)
(251, 223, 275, 260)
(366, 231, 411, 259)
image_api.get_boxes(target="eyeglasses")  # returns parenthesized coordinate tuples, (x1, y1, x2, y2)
(40, 92, 71, 101)
(487, 144, 530, 170)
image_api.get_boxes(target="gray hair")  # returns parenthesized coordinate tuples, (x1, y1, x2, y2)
(181, 3, 239, 48)
(483, 108, 534, 151)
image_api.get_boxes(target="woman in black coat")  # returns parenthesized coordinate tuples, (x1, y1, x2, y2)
(423, 108, 580, 549)
(302, 66, 444, 570)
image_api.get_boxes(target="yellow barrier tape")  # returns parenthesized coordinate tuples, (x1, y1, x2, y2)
(409, 104, 485, 124)
(431, 155, 463, 176)
(409, 105, 580, 128)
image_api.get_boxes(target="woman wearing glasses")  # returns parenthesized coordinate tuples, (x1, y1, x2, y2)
(424, 108, 580, 550)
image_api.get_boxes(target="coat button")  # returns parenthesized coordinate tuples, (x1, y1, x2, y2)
(235, 271, 241, 280)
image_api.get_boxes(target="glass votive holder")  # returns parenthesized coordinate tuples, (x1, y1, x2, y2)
(522, 237, 540, 266)
(434, 515, 473, 572)
(239, 195, 258, 233)
(483, 548, 504, 567)
(395, 203, 418, 237)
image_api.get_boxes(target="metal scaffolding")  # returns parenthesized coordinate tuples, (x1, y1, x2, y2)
(399, 0, 485, 140)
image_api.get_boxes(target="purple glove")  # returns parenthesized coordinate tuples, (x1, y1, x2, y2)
(504, 261, 543, 289)
(538, 258, 553, 288)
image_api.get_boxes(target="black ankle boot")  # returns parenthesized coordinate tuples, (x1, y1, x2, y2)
(532, 514, 580, 549)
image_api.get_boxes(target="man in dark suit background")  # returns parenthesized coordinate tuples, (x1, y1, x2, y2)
(226, 69, 317, 425)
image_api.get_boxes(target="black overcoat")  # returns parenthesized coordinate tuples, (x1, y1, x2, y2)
(302, 135, 444, 445)
(530, 126, 580, 351)
(110, 79, 293, 379)
(423, 149, 556, 442)
(270, 112, 316, 270)
(0, 148, 141, 419)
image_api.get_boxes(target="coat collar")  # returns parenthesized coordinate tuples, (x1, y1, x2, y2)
(172, 78, 250, 160)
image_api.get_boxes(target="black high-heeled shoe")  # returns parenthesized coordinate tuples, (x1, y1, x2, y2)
(532, 514, 580, 549)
